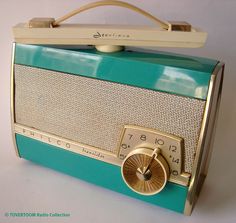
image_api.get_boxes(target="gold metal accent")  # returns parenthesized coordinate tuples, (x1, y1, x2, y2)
(10, 43, 20, 157)
(121, 148, 169, 195)
(95, 45, 125, 53)
(14, 123, 122, 166)
(14, 123, 190, 187)
(118, 125, 190, 186)
(169, 21, 191, 32)
(28, 18, 55, 28)
(184, 62, 225, 215)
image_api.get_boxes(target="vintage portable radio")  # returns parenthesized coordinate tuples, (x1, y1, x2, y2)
(11, 0, 224, 215)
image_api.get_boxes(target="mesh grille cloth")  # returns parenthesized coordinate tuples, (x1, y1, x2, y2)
(14, 64, 206, 172)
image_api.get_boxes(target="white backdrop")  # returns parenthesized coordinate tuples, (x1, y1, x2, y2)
(0, 1, 236, 223)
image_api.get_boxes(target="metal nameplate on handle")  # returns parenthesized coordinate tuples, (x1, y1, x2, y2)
(13, 0, 207, 50)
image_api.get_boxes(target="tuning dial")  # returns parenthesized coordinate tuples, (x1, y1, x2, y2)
(121, 147, 170, 195)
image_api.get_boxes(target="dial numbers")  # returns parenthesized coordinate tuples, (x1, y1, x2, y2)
(118, 125, 190, 185)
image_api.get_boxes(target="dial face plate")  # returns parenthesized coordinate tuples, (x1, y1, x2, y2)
(118, 125, 190, 185)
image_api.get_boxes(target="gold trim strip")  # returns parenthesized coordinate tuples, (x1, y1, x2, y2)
(10, 43, 20, 157)
(201, 65, 224, 177)
(14, 123, 121, 166)
(14, 123, 189, 186)
(184, 62, 224, 215)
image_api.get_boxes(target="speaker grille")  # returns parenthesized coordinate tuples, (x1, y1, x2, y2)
(14, 64, 206, 172)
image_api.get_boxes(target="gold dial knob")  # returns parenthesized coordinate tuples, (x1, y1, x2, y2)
(121, 148, 170, 195)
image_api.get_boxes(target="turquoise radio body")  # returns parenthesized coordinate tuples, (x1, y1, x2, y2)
(11, 43, 224, 215)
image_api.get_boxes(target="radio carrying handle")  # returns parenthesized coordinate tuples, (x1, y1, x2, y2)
(26, 0, 196, 52)
(52, 0, 170, 30)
